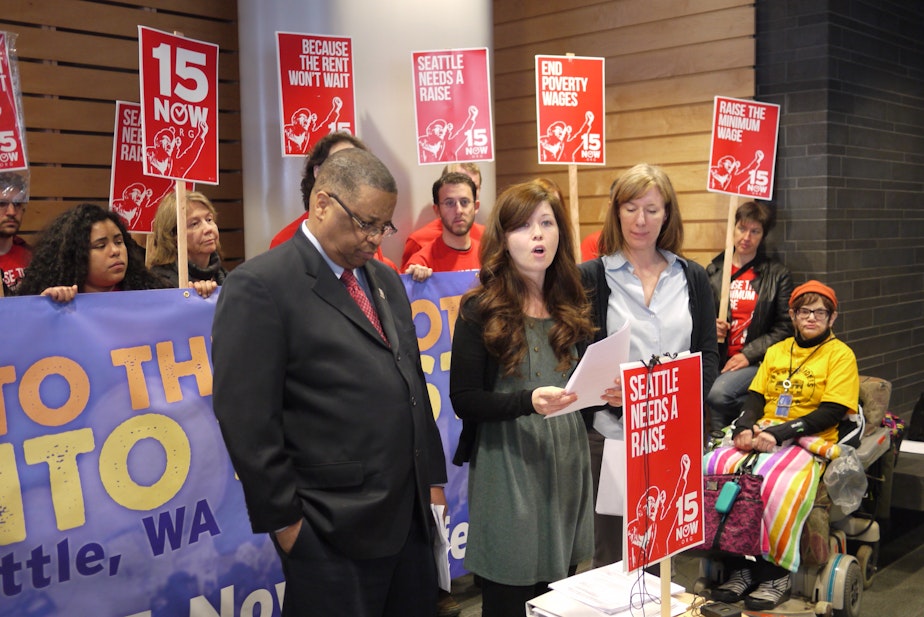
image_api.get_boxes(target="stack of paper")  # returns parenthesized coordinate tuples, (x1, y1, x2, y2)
(526, 562, 690, 617)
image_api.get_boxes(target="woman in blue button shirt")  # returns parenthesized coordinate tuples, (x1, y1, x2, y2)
(579, 162, 719, 568)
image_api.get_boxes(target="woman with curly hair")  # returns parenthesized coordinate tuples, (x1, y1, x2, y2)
(149, 190, 226, 298)
(449, 178, 619, 616)
(17, 202, 167, 302)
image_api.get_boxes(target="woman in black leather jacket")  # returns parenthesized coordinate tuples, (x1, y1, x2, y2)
(706, 200, 793, 430)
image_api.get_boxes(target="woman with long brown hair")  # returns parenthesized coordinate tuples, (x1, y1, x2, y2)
(450, 178, 617, 616)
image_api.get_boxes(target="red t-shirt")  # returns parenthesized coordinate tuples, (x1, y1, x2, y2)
(405, 236, 480, 273)
(727, 266, 758, 358)
(580, 230, 602, 262)
(402, 218, 483, 270)
(269, 212, 309, 249)
(0, 237, 32, 290)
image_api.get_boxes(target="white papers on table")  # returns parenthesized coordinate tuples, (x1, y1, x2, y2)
(526, 561, 687, 616)
(546, 322, 631, 418)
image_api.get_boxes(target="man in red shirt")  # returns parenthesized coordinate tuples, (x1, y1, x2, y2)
(0, 172, 32, 293)
(401, 162, 484, 270)
(405, 172, 480, 282)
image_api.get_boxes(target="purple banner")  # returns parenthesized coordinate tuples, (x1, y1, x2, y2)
(403, 270, 478, 579)
(0, 289, 283, 617)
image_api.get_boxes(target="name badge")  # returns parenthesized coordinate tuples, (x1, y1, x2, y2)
(775, 393, 793, 417)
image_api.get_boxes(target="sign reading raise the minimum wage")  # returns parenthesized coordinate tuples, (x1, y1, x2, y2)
(109, 101, 175, 233)
(412, 48, 494, 165)
(535, 55, 605, 165)
(276, 32, 356, 158)
(138, 26, 219, 185)
(621, 353, 704, 572)
(0, 32, 27, 172)
(707, 96, 780, 199)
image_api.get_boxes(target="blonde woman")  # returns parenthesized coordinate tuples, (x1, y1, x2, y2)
(150, 191, 226, 298)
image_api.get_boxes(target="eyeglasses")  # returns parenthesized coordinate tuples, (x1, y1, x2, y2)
(795, 307, 830, 320)
(439, 198, 473, 208)
(325, 192, 397, 239)
(0, 201, 25, 212)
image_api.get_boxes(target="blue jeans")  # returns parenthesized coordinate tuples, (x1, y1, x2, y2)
(706, 365, 759, 432)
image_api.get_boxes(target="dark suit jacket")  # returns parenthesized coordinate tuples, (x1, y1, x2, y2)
(211, 231, 446, 560)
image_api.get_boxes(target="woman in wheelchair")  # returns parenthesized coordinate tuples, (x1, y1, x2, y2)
(707, 280, 860, 610)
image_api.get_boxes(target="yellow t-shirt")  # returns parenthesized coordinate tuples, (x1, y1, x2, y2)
(748, 333, 859, 443)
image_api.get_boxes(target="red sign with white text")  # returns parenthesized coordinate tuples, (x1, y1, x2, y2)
(138, 26, 219, 184)
(622, 353, 704, 572)
(707, 96, 780, 199)
(412, 48, 493, 165)
(0, 32, 28, 172)
(109, 101, 175, 232)
(276, 32, 356, 157)
(535, 55, 605, 165)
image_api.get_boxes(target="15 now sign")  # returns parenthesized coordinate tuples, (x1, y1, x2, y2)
(0, 31, 27, 172)
(138, 26, 219, 184)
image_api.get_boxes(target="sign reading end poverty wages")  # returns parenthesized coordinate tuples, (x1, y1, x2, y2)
(535, 55, 605, 165)
(276, 32, 356, 157)
(412, 48, 494, 165)
(138, 26, 219, 184)
(707, 96, 780, 199)
(0, 32, 28, 172)
(109, 101, 175, 233)
(621, 353, 704, 572)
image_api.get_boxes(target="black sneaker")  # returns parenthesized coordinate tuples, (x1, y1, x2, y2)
(745, 574, 792, 610)
(710, 568, 754, 603)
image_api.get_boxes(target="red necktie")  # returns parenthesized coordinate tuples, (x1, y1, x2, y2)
(341, 269, 388, 344)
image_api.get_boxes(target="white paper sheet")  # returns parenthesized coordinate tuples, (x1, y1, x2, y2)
(546, 322, 631, 418)
(595, 438, 625, 516)
(430, 504, 451, 592)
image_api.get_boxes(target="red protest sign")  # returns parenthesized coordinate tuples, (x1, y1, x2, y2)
(535, 55, 605, 165)
(138, 26, 219, 185)
(109, 101, 175, 233)
(707, 96, 780, 199)
(276, 32, 356, 157)
(622, 353, 704, 572)
(412, 48, 493, 165)
(0, 32, 28, 173)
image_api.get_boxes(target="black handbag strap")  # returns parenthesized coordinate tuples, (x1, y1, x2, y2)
(712, 453, 760, 550)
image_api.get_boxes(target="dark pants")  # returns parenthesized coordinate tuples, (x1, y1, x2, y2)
(273, 511, 437, 617)
(588, 428, 624, 567)
(479, 564, 578, 617)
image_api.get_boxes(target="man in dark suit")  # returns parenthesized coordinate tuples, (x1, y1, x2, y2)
(212, 147, 446, 617)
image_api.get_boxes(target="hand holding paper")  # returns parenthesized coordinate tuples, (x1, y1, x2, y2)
(546, 323, 631, 418)
(532, 386, 579, 416)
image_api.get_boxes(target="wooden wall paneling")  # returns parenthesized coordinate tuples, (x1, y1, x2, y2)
(27, 132, 113, 165)
(6, 0, 244, 265)
(493, 0, 756, 266)
(4, 0, 238, 49)
(3, 23, 240, 82)
(494, 0, 752, 42)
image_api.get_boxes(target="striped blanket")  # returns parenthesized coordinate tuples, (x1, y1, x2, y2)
(703, 445, 825, 572)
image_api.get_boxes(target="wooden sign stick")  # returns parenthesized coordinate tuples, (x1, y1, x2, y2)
(717, 194, 740, 343)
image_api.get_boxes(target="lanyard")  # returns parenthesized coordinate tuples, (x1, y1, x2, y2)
(783, 336, 832, 391)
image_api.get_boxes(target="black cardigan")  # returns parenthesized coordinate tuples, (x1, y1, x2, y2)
(449, 297, 590, 465)
(578, 255, 720, 426)
(706, 251, 794, 364)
